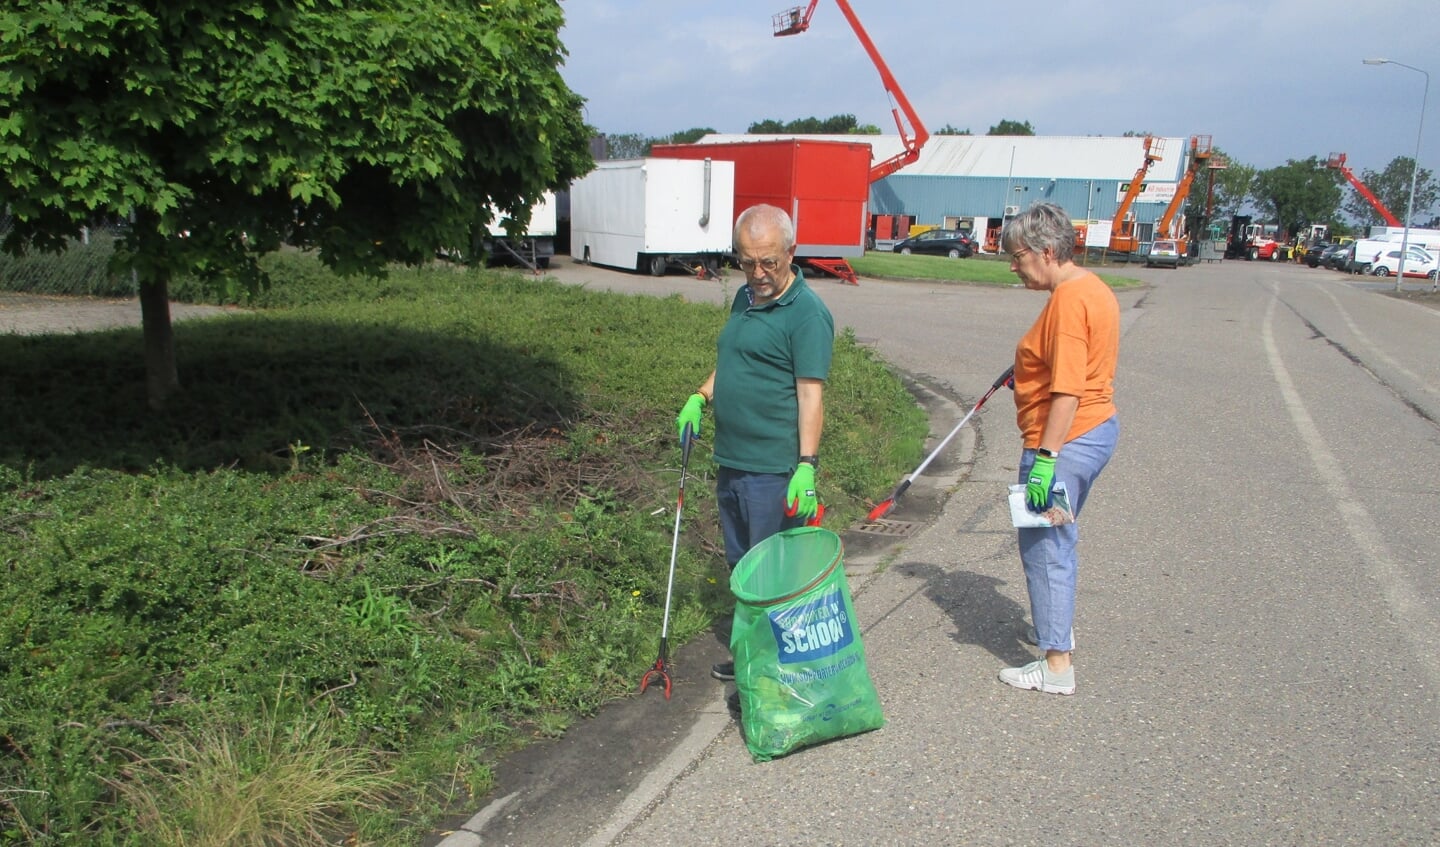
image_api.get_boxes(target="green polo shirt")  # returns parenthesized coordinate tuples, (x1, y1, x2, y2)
(712, 268, 835, 474)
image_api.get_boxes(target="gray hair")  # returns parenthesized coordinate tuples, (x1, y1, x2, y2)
(1001, 202, 1075, 263)
(734, 204, 795, 251)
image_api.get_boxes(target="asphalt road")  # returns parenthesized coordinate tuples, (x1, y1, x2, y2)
(425, 256, 1440, 847)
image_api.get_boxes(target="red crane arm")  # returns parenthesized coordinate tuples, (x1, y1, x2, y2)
(1326, 153, 1401, 227)
(774, 1, 928, 183)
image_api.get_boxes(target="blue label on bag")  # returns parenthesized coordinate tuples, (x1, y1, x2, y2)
(770, 586, 854, 664)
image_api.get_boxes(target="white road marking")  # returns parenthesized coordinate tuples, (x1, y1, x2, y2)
(1262, 289, 1440, 685)
(1316, 283, 1438, 398)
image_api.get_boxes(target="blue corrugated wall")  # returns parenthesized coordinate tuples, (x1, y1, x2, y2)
(871, 174, 1166, 227)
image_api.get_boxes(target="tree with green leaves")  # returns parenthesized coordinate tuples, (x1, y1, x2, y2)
(666, 127, 717, 145)
(747, 114, 872, 134)
(0, 0, 591, 408)
(934, 124, 973, 136)
(1252, 157, 1342, 239)
(1182, 145, 1249, 236)
(603, 133, 653, 159)
(1340, 156, 1439, 228)
(987, 119, 1035, 136)
(1207, 158, 1260, 221)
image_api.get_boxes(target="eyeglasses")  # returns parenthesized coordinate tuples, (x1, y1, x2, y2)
(738, 257, 783, 273)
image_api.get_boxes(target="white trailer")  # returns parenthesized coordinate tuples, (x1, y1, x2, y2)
(485, 191, 557, 269)
(1365, 226, 1440, 256)
(570, 158, 735, 276)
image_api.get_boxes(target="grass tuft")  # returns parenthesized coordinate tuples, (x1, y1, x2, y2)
(112, 699, 397, 847)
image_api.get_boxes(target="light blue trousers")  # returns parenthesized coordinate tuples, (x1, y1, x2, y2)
(1017, 416, 1119, 653)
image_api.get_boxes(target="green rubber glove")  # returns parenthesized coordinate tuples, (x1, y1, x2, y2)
(676, 393, 704, 443)
(786, 462, 818, 519)
(1026, 453, 1056, 512)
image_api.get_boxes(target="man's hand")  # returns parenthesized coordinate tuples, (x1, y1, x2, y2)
(676, 393, 704, 443)
(786, 462, 818, 519)
(1026, 454, 1056, 512)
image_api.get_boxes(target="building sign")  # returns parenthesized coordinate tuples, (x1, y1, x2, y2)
(1115, 182, 1177, 204)
(1084, 220, 1112, 247)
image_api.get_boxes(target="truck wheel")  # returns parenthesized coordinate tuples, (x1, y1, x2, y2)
(648, 255, 667, 277)
(1247, 247, 1258, 261)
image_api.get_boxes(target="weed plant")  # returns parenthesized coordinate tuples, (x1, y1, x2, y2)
(0, 253, 927, 844)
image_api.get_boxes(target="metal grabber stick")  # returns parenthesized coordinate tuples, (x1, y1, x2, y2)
(640, 424, 695, 699)
(867, 364, 1015, 522)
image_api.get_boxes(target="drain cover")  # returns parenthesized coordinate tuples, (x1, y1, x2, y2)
(854, 519, 918, 537)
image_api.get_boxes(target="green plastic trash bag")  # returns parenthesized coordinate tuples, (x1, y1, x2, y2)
(729, 526, 885, 761)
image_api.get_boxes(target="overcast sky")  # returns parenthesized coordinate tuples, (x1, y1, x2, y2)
(558, 0, 1438, 181)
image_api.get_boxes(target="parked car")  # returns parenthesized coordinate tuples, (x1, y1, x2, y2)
(1312, 242, 1348, 269)
(1301, 241, 1332, 267)
(1326, 243, 1354, 271)
(1145, 239, 1181, 268)
(1337, 244, 1370, 274)
(1368, 247, 1439, 279)
(892, 229, 975, 258)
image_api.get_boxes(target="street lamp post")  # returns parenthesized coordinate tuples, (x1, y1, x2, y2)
(1363, 58, 1430, 292)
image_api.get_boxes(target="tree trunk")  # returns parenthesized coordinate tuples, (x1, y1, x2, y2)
(139, 274, 179, 410)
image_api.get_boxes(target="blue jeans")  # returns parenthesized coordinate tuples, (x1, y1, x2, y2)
(1017, 416, 1119, 653)
(716, 466, 805, 569)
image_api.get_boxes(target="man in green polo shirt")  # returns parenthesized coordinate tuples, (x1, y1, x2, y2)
(675, 204, 835, 684)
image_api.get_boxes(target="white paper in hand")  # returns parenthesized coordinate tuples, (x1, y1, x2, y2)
(1008, 482, 1075, 528)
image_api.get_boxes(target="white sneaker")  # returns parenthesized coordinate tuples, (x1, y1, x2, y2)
(998, 658, 1076, 695)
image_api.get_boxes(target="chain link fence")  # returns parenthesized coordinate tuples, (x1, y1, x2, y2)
(0, 214, 133, 296)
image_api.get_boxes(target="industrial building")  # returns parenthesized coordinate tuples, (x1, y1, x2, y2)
(696, 133, 1194, 252)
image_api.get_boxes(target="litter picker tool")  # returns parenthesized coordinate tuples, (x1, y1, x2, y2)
(640, 424, 696, 700)
(866, 364, 1015, 522)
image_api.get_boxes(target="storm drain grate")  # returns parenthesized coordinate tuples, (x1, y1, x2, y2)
(853, 519, 919, 537)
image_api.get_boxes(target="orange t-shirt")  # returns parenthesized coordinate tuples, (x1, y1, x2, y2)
(1013, 271, 1119, 447)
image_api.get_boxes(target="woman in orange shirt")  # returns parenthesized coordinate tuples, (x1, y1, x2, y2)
(998, 202, 1121, 696)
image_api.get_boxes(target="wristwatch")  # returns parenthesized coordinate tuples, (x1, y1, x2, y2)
(798, 454, 820, 468)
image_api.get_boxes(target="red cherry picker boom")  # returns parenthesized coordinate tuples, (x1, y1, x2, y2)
(1326, 153, 1401, 227)
(772, 1, 929, 282)
(773, 1, 929, 183)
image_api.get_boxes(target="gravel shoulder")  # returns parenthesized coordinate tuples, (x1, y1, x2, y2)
(0, 292, 237, 335)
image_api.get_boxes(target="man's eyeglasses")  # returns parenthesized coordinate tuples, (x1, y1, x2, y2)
(738, 257, 783, 273)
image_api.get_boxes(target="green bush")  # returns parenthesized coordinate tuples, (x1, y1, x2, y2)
(0, 231, 131, 297)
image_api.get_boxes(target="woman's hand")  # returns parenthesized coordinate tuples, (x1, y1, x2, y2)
(1026, 454, 1056, 512)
